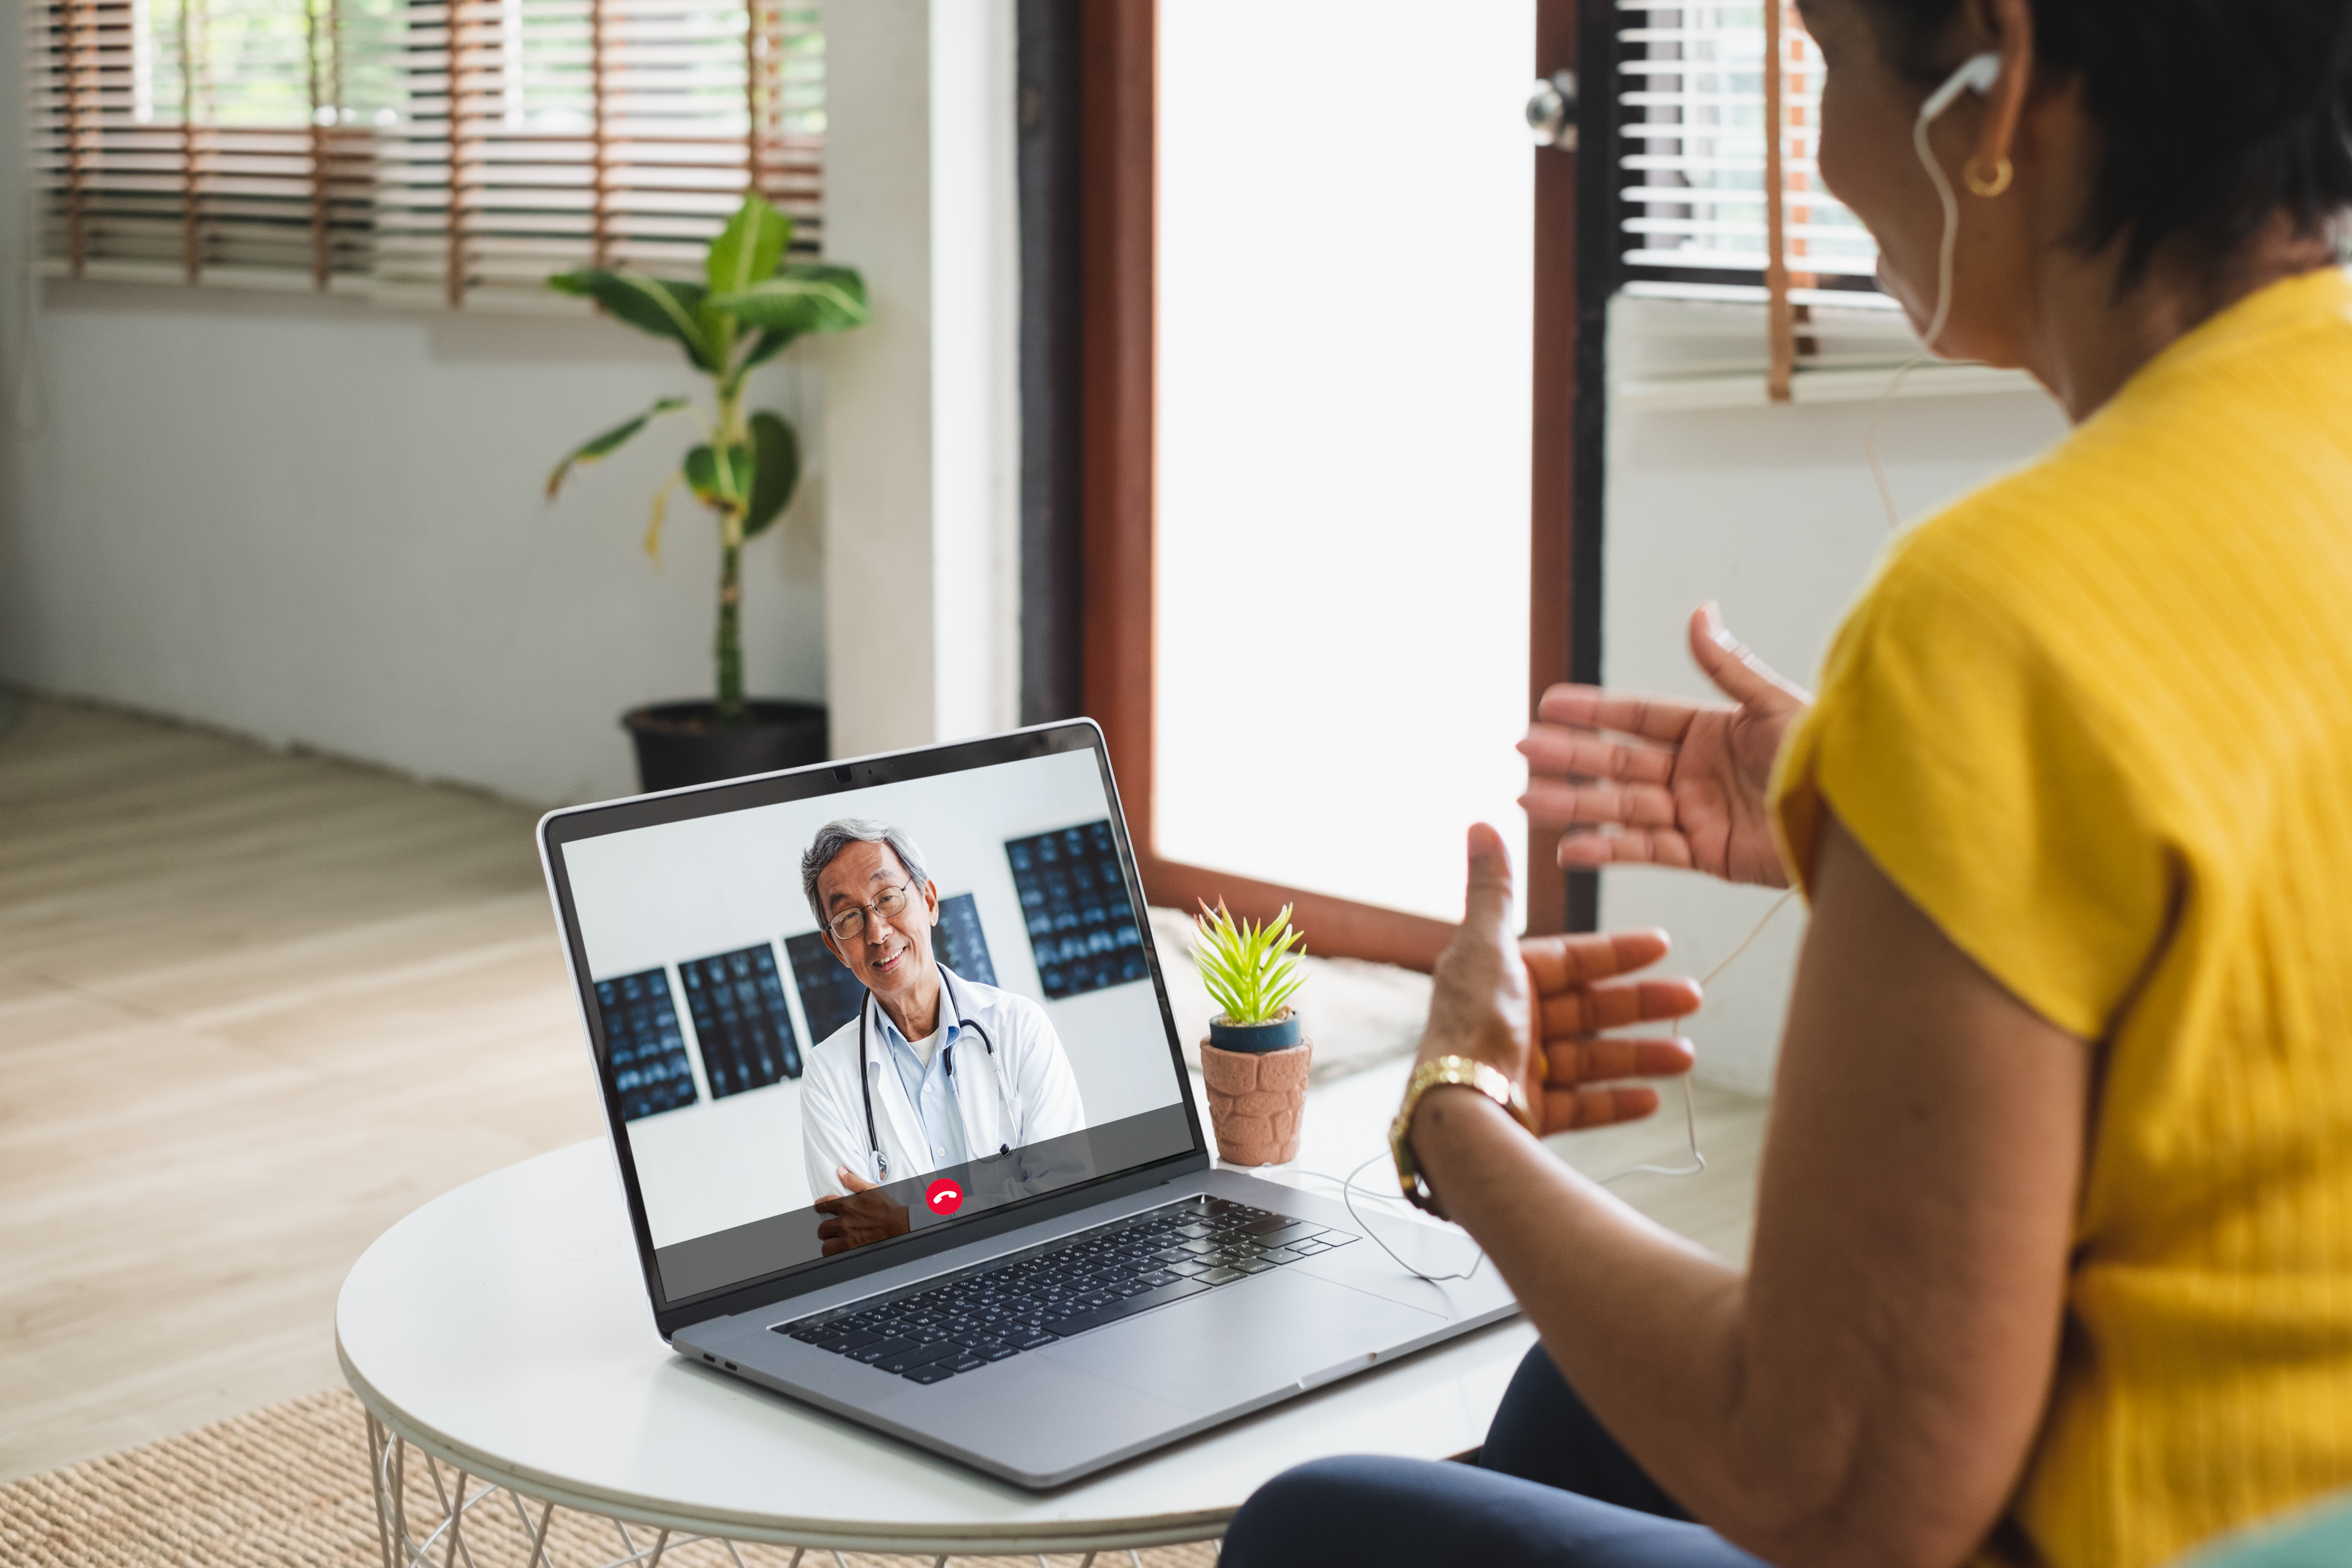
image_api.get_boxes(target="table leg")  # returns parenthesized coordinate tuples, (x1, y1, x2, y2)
(361, 1423, 1225, 1567)
(367, 1413, 396, 1568)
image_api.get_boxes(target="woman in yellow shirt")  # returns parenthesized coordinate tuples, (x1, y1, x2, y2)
(1221, 0, 2352, 1566)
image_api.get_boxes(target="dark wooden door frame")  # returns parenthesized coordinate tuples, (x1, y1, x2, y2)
(1566, 0, 1617, 934)
(1528, 0, 1581, 938)
(1015, 0, 1086, 728)
(1066, 0, 1601, 971)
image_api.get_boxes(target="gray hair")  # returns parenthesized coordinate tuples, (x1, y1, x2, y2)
(801, 818, 933, 928)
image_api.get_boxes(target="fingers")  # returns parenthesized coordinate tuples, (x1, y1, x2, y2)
(1543, 1034, 1696, 1086)
(1522, 927, 1674, 989)
(1538, 976, 1703, 1034)
(1688, 603, 1813, 710)
(1421, 824, 1536, 1082)
(1461, 822, 1516, 936)
(817, 1209, 874, 1246)
(836, 1165, 878, 1193)
(1514, 930, 1698, 1129)
(1522, 776, 1680, 829)
(1519, 723, 1677, 786)
(1555, 828, 1699, 871)
(1534, 683, 1706, 744)
(1541, 1083, 1663, 1134)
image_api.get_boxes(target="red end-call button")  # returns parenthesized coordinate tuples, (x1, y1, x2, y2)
(924, 1177, 964, 1216)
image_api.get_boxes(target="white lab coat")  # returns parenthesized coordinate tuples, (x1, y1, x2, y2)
(800, 965, 1087, 1200)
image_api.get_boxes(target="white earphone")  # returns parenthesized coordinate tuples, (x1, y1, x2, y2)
(1870, 50, 2003, 528)
(1922, 50, 2001, 122)
(1913, 51, 2002, 351)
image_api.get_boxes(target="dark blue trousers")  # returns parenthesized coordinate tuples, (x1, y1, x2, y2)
(1221, 1343, 1772, 1568)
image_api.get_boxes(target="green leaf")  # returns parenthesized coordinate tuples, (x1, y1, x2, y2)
(683, 442, 753, 510)
(708, 264, 871, 338)
(699, 194, 791, 367)
(546, 396, 690, 498)
(706, 192, 791, 304)
(742, 411, 801, 539)
(549, 269, 716, 371)
(1191, 900, 1307, 1025)
(736, 326, 800, 374)
(644, 469, 682, 562)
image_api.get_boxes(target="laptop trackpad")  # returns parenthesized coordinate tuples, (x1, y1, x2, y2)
(1039, 1270, 1447, 1413)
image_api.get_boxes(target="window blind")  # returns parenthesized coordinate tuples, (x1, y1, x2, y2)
(25, 0, 825, 304)
(1614, 0, 1884, 311)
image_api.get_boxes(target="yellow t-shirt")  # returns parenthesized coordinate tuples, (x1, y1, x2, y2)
(1771, 267, 2352, 1568)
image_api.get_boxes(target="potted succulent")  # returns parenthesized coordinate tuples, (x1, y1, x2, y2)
(1192, 900, 1311, 1166)
(545, 191, 870, 792)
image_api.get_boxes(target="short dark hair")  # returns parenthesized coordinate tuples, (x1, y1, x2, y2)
(1860, 0, 2352, 283)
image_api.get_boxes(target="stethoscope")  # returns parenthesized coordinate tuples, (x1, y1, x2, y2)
(857, 965, 1020, 1180)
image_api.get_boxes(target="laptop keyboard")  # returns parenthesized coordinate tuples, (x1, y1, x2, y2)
(773, 1193, 1357, 1385)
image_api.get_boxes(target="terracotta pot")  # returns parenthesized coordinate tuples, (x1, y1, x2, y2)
(1200, 1031, 1313, 1166)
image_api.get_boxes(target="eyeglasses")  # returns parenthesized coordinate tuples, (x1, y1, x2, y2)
(825, 878, 916, 943)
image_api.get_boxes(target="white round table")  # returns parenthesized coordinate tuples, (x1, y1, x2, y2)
(338, 1137, 1536, 1565)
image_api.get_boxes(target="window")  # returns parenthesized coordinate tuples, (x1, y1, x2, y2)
(1154, 0, 1534, 931)
(25, 0, 827, 303)
(1614, 0, 1883, 311)
(1067, 0, 1581, 965)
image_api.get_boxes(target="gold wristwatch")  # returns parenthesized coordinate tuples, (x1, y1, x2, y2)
(1389, 1055, 1537, 1216)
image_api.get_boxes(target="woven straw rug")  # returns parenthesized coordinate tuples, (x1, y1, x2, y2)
(0, 1388, 1219, 1568)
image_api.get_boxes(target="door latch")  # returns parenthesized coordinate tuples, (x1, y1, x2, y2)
(1526, 69, 1578, 151)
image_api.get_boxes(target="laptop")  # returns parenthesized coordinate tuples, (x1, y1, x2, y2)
(535, 719, 1518, 1488)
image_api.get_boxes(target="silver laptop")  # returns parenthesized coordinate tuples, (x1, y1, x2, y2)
(537, 719, 1517, 1488)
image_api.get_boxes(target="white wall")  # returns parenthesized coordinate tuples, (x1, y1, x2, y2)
(820, 0, 1020, 761)
(0, 0, 837, 807)
(0, 3, 1020, 805)
(0, 284, 828, 806)
(1599, 297, 2071, 1094)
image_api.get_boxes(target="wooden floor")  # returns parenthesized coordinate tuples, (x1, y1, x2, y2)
(0, 700, 603, 1482)
(0, 698, 1769, 1483)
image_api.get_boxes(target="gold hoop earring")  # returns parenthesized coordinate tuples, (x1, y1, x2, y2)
(1965, 155, 2014, 198)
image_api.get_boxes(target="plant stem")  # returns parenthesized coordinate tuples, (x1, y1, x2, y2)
(713, 374, 748, 726)
(717, 541, 744, 725)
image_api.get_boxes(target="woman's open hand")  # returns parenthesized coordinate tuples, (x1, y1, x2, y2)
(1527, 926, 1700, 1133)
(1415, 824, 1700, 1136)
(1520, 604, 1810, 888)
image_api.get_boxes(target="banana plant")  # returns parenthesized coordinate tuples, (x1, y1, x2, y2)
(545, 191, 869, 726)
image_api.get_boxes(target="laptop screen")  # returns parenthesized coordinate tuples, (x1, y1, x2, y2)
(540, 725, 1200, 1316)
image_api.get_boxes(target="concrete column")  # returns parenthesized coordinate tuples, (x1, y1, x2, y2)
(819, 0, 1021, 760)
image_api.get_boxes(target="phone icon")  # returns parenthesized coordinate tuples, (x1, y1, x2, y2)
(925, 1177, 964, 1216)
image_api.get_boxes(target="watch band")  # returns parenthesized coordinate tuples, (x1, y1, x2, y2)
(1388, 1055, 1537, 1216)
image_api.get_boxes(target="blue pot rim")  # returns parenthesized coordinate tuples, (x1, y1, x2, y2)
(1207, 1011, 1302, 1053)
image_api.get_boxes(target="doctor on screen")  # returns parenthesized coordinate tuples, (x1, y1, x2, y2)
(798, 818, 1087, 1246)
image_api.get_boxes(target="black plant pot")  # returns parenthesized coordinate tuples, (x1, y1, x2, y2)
(1207, 1010, 1302, 1054)
(623, 700, 829, 793)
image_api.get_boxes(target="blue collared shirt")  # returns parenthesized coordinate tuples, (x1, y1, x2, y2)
(873, 1004, 971, 1169)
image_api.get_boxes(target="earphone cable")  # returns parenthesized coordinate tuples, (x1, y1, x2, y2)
(1588, 888, 1795, 1186)
(1870, 62, 1978, 531)
(1290, 889, 1802, 1282)
(1913, 94, 1966, 355)
(1864, 351, 1927, 531)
